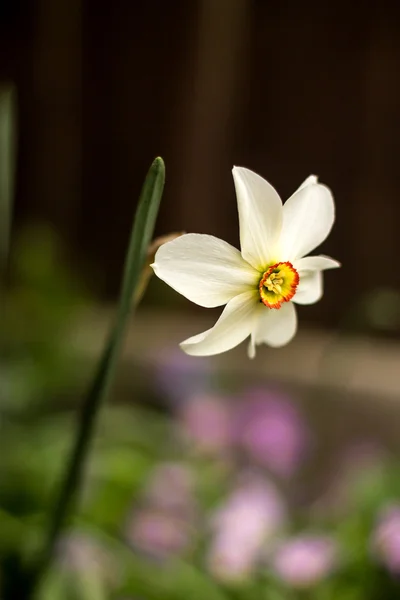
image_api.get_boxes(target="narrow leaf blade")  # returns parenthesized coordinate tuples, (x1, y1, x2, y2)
(0, 84, 17, 274)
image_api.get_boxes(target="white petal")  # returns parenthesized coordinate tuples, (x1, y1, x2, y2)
(232, 167, 282, 269)
(296, 174, 318, 191)
(253, 302, 297, 348)
(294, 255, 341, 271)
(280, 178, 335, 261)
(247, 337, 256, 360)
(180, 290, 259, 356)
(152, 234, 259, 308)
(292, 270, 323, 305)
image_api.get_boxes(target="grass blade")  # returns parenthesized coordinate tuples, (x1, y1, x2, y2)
(20, 157, 165, 600)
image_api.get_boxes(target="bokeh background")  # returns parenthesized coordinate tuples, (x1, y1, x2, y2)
(2, 1, 400, 599)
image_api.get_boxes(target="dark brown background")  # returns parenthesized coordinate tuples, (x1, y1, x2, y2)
(1, 0, 400, 328)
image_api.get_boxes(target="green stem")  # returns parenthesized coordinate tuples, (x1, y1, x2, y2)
(16, 157, 165, 599)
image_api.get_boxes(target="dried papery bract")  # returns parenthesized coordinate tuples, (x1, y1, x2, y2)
(134, 231, 184, 305)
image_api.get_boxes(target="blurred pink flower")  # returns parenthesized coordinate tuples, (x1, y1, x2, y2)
(125, 462, 197, 560)
(272, 535, 337, 588)
(144, 462, 196, 516)
(178, 393, 234, 455)
(127, 509, 192, 560)
(371, 504, 400, 573)
(207, 471, 286, 581)
(236, 388, 309, 477)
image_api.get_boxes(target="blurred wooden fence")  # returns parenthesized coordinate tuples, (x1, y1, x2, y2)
(1, 0, 400, 328)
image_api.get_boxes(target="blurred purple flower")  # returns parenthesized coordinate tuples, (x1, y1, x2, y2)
(371, 504, 400, 573)
(272, 535, 337, 588)
(207, 471, 286, 581)
(236, 388, 309, 477)
(127, 509, 192, 560)
(178, 393, 234, 455)
(144, 462, 196, 516)
(125, 462, 197, 560)
(151, 347, 212, 403)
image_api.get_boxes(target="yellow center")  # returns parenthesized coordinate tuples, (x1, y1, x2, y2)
(259, 262, 299, 309)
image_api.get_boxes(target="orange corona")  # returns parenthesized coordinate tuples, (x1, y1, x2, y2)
(259, 262, 299, 309)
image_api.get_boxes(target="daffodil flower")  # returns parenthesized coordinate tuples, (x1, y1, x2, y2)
(152, 168, 340, 357)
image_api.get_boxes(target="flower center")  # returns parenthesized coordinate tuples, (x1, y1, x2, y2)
(259, 262, 299, 309)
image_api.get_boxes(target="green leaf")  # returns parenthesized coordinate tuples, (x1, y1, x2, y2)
(48, 156, 165, 535)
(85, 156, 166, 414)
(0, 84, 17, 275)
(121, 557, 229, 600)
(121, 155, 166, 311)
(38, 568, 108, 600)
(22, 158, 165, 597)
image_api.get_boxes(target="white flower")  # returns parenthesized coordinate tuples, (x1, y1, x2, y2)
(152, 167, 340, 357)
